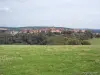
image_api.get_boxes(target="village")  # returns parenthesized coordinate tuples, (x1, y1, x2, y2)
(0, 27, 86, 35)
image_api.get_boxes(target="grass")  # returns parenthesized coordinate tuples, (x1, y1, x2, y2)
(89, 38, 100, 45)
(0, 45, 100, 75)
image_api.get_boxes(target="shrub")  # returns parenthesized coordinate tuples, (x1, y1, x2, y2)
(47, 35, 65, 45)
(66, 39, 81, 45)
(81, 40, 91, 45)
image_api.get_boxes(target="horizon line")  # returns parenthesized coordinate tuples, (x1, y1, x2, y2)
(0, 26, 100, 29)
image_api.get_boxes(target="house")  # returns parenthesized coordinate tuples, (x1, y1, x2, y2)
(0, 28, 9, 33)
(50, 27, 62, 33)
(10, 31, 19, 35)
(18, 27, 65, 34)
(72, 29, 86, 33)
(39, 28, 50, 33)
(73, 29, 80, 33)
(20, 29, 31, 33)
(21, 29, 28, 33)
(81, 29, 86, 33)
(33, 29, 40, 34)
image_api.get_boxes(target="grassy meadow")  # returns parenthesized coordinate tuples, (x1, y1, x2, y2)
(0, 45, 100, 75)
(89, 38, 100, 45)
(0, 37, 100, 75)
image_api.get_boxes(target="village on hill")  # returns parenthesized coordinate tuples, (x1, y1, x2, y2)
(0, 27, 86, 35)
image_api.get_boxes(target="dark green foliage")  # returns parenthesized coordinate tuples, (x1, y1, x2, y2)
(66, 38, 82, 45)
(81, 40, 91, 45)
(0, 33, 13, 44)
(0, 33, 47, 45)
(18, 33, 47, 45)
(47, 35, 65, 45)
(63, 37, 91, 45)
(0, 29, 93, 45)
(46, 31, 54, 36)
(84, 30, 93, 39)
(62, 30, 94, 40)
(95, 34, 100, 38)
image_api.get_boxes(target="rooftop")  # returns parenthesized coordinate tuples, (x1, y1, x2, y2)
(0, 28, 8, 31)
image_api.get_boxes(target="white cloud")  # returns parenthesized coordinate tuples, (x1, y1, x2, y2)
(0, 7, 12, 12)
(0, 0, 100, 28)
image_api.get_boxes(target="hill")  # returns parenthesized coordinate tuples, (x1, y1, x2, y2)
(0, 26, 69, 31)
(90, 29, 100, 33)
(0, 26, 100, 33)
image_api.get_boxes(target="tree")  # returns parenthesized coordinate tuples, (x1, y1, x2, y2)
(84, 30, 93, 39)
(0, 33, 13, 44)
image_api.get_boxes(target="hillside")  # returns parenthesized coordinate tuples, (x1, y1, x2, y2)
(0, 26, 100, 33)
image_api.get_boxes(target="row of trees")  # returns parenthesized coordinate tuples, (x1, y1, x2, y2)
(0, 30, 94, 45)
(0, 33, 47, 45)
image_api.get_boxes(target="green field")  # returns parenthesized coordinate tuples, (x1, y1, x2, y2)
(89, 38, 100, 45)
(0, 45, 100, 75)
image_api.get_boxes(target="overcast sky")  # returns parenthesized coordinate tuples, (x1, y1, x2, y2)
(0, 0, 100, 28)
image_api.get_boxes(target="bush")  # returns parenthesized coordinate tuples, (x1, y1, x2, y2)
(47, 35, 65, 45)
(66, 39, 81, 45)
(81, 40, 91, 45)
(65, 38, 91, 45)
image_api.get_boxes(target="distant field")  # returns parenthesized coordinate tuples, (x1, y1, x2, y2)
(0, 45, 100, 75)
(89, 38, 100, 45)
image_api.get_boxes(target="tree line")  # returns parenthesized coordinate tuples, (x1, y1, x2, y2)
(0, 30, 95, 45)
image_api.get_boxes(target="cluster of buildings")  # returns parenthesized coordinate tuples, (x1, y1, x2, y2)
(0, 28, 8, 33)
(0, 27, 86, 35)
(0, 28, 18, 35)
(70, 29, 86, 33)
(21, 27, 64, 34)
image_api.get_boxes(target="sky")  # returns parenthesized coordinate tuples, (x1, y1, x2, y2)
(0, 0, 100, 29)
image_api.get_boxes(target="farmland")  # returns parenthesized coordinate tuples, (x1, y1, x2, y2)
(0, 45, 100, 75)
